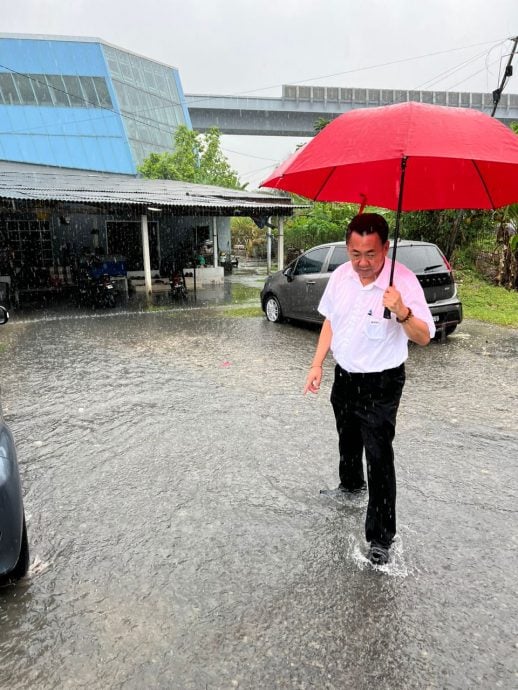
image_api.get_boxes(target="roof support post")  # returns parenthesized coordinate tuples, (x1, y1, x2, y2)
(266, 217, 272, 275)
(277, 216, 284, 270)
(212, 216, 219, 268)
(141, 213, 153, 299)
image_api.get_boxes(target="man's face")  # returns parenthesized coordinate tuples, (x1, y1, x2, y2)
(347, 231, 389, 284)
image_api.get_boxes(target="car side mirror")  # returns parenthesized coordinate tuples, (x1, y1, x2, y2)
(0, 306, 9, 325)
(283, 266, 294, 282)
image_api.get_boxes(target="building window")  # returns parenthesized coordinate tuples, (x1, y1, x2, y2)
(62, 76, 84, 106)
(13, 74, 37, 104)
(0, 72, 113, 109)
(31, 77, 54, 105)
(91, 77, 112, 108)
(6, 220, 53, 268)
(79, 76, 99, 107)
(46, 75, 71, 106)
(0, 73, 21, 104)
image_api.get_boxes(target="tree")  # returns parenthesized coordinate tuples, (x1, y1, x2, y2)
(138, 125, 244, 189)
(313, 117, 332, 133)
(284, 202, 365, 251)
(230, 216, 266, 257)
(399, 210, 493, 259)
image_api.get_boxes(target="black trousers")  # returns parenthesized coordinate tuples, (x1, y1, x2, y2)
(330, 363, 406, 548)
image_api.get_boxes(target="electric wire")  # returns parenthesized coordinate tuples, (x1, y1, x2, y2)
(443, 56, 503, 92)
(412, 45, 498, 91)
(230, 38, 510, 95)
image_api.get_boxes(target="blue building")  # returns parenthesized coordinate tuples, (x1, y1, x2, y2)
(0, 33, 192, 174)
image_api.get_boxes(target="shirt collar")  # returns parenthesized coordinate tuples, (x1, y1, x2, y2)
(373, 257, 392, 289)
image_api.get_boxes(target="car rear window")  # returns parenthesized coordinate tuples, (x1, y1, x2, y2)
(294, 247, 329, 275)
(328, 246, 349, 272)
(389, 245, 446, 273)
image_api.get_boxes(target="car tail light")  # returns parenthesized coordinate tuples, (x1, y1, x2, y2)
(441, 254, 451, 270)
(442, 253, 453, 276)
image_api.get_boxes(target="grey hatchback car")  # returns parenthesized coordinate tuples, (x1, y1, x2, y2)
(261, 240, 463, 336)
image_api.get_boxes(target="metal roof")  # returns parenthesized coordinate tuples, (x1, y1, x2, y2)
(0, 33, 182, 71)
(0, 162, 295, 215)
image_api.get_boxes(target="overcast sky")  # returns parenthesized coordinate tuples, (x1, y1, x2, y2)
(3, 0, 518, 187)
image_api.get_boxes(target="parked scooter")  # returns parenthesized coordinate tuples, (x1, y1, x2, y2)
(0, 305, 29, 585)
(75, 270, 116, 309)
(170, 271, 188, 301)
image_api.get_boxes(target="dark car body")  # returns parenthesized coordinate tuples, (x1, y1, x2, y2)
(261, 240, 463, 336)
(0, 306, 29, 583)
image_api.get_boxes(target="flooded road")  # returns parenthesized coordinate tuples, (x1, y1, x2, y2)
(0, 306, 517, 689)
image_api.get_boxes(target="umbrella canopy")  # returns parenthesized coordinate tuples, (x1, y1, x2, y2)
(261, 101, 518, 211)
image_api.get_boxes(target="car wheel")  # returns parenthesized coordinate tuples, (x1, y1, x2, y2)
(2, 515, 29, 584)
(445, 324, 457, 336)
(264, 295, 283, 323)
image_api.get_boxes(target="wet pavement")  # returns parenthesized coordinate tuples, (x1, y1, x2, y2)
(0, 293, 517, 689)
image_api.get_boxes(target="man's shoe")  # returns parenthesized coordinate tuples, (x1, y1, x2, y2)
(367, 543, 390, 566)
(320, 481, 366, 497)
(338, 481, 367, 494)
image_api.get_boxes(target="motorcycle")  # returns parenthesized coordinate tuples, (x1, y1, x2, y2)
(75, 270, 116, 309)
(0, 305, 29, 584)
(170, 271, 188, 301)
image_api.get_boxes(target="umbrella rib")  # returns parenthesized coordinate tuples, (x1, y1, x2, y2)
(314, 167, 337, 200)
(471, 160, 496, 209)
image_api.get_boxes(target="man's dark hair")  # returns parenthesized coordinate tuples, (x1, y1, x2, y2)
(346, 213, 389, 244)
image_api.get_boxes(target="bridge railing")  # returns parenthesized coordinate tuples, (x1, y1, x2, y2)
(281, 84, 518, 111)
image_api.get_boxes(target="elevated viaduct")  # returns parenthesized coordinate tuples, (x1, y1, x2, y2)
(186, 84, 518, 136)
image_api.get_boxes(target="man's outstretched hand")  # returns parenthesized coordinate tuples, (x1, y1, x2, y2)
(303, 366, 322, 395)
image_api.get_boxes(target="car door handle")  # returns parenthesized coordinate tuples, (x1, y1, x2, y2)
(306, 281, 316, 285)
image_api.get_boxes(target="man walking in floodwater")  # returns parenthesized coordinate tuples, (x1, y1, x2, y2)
(304, 213, 436, 566)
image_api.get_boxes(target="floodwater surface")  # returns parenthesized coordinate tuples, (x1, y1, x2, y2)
(0, 307, 517, 689)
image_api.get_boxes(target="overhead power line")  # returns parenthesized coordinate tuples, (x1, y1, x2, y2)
(412, 45, 497, 91)
(233, 37, 510, 96)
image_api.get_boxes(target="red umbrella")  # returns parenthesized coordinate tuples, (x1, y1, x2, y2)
(261, 101, 518, 316)
(261, 101, 518, 210)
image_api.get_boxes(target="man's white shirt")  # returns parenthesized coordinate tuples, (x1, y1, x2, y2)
(318, 257, 436, 373)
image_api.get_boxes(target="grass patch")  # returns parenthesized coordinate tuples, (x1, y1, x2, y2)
(221, 305, 263, 318)
(457, 269, 518, 327)
(230, 285, 262, 304)
(0, 342, 6, 353)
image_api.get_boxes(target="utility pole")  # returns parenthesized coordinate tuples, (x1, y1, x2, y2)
(491, 35, 518, 117)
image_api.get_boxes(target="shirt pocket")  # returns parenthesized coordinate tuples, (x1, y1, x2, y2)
(364, 317, 388, 341)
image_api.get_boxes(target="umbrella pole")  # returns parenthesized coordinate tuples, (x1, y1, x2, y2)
(384, 156, 408, 319)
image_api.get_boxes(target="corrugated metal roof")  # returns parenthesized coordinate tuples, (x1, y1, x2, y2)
(0, 162, 295, 214)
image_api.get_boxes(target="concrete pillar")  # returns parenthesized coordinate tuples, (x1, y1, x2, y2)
(266, 217, 272, 275)
(277, 216, 284, 270)
(141, 214, 152, 298)
(212, 216, 219, 268)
